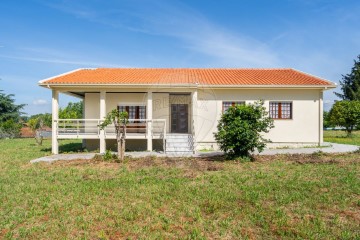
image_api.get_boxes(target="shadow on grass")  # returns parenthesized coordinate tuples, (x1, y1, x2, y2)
(41, 142, 86, 153)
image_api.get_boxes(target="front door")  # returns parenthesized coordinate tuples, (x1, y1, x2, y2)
(171, 104, 188, 133)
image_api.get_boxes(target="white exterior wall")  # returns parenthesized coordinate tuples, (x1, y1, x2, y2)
(84, 93, 100, 119)
(83, 88, 323, 151)
(153, 93, 170, 132)
(196, 89, 322, 149)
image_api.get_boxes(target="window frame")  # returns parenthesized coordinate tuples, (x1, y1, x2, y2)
(269, 101, 293, 120)
(117, 104, 147, 123)
(222, 101, 246, 113)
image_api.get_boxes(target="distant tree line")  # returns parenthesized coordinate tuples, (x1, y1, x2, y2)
(0, 81, 83, 139)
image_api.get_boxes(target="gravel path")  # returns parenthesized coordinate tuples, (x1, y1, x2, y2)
(30, 142, 359, 163)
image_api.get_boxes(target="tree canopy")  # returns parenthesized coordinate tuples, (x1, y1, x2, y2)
(329, 100, 360, 135)
(335, 55, 360, 100)
(59, 101, 83, 119)
(0, 84, 26, 138)
(0, 89, 25, 123)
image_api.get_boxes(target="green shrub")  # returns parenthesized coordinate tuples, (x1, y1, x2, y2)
(0, 119, 22, 138)
(214, 100, 274, 158)
(103, 150, 118, 161)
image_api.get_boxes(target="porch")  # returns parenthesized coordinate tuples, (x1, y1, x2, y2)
(51, 89, 198, 154)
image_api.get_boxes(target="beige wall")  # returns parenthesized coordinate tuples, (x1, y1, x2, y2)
(83, 88, 323, 150)
(84, 93, 100, 119)
(153, 93, 170, 132)
(196, 89, 322, 146)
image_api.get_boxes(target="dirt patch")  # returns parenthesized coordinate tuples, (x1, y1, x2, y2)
(126, 156, 224, 177)
(36, 152, 360, 173)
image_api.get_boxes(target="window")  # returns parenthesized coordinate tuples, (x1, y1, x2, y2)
(117, 105, 146, 122)
(269, 102, 292, 119)
(222, 101, 245, 112)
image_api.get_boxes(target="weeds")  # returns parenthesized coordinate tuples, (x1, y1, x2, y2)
(0, 138, 359, 239)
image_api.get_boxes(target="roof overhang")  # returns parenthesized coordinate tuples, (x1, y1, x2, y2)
(39, 83, 337, 90)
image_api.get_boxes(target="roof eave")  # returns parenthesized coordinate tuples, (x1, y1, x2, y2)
(38, 83, 337, 89)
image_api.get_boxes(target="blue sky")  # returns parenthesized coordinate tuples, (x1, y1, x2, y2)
(1, 0, 359, 115)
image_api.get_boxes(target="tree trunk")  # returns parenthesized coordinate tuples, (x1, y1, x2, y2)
(34, 130, 43, 146)
(120, 121, 126, 161)
(115, 123, 122, 161)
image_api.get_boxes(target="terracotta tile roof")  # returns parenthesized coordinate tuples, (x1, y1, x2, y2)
(40, 68, 335, 87)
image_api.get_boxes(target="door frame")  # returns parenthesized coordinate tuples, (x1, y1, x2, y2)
(170, 103, 189, 133)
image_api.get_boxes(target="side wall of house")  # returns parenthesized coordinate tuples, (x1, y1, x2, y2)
(196, 89, 322, 150)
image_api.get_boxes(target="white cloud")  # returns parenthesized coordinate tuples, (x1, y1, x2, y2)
(0, 54, 124, 67)
(44, 0, 280, 67)
(33, 99, 48, 105)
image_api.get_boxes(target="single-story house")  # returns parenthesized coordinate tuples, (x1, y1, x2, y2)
(39, 68, 336, 154)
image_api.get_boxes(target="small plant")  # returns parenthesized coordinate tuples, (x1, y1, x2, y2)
(103, 150, 117, 161)
(99, 109, 128, 161)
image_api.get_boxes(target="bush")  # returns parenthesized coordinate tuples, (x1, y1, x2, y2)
(214, 101, 274, 158)
(0, 119, 22, 138)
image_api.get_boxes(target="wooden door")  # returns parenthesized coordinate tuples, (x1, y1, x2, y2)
(171, 104, 188, 133)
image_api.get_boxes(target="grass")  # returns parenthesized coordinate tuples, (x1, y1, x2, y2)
(324, 130, 360, 146)
(0, 138, 359, 239)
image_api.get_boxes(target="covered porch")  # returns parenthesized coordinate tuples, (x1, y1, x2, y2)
(51, 89, 198, 154)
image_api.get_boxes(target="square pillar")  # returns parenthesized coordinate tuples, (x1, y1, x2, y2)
(191, 89, 198, 153)
(51, 90, 59, 154)
(147, 91, 153, 151)
(99, 91, 106, 153)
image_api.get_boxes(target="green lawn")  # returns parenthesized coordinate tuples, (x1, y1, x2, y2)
(324, 130, 360, 146)
(0, 138, 359, 239)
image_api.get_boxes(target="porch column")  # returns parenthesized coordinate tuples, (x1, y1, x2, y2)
(147, 91, 153, 151)
(99, 91, 106, 153)
(51, 89, 59, 154)
(191, 89, 198, 153)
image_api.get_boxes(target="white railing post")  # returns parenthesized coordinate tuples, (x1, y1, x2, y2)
(77, 120, 79, 138)
(163, 120, 166, 153)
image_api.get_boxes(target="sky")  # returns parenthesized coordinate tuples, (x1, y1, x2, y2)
(1, 0, 360, 115)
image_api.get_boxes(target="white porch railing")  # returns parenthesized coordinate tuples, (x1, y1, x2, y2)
(55, 119, 166, 140)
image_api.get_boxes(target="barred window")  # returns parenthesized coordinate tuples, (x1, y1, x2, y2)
(222, 101, 245, 112)
(139, 106, 146, 119)
(117, 105, 146, 122)
(269, 102, 292, 119)
(128, 106, 136, 120)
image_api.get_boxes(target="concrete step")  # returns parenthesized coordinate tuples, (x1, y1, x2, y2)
(166, 134, 193, 140)
(166, 142, 193, 147)
(166, 152, 194, 157)
(166, 147, 193, 152)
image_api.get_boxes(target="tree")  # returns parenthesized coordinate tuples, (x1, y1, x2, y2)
(59, 101, 83, 119)
(28, 113, 52, 128)
(323, 111, 335, 129)
(28, 114, 52, 145)
(329, 100, 360, 136)
(99, 109, 128, 161)
(335, 55, 360, 100)
(0, 89, 25, 123)
(214, 101, 274, 158)
(0, 84, 26, 138)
